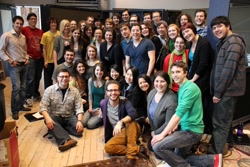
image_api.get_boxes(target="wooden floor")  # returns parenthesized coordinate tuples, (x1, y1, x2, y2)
(1, 77, 250, 167)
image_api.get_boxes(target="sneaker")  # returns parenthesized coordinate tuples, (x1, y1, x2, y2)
(214, 154, 222, 167)
(25, 98, 33, 107)
(58, 138, 77, 152)
(157, 161, 171, 167)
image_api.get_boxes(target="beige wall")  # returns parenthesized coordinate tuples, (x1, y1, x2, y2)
(1, 0, 209, 10)
(110, 0, 209, 10)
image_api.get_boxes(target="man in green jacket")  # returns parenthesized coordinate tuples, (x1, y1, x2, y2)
(151, 61, 221, 167)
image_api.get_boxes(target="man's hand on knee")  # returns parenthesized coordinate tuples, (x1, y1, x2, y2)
(76, 121, 83, 133)
(113, 121, 123, 136)
(45, 117, 55, 130)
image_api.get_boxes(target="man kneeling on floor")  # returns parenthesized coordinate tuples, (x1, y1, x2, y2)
(40, 69, 84, 151)
(100, 80, 148, 167)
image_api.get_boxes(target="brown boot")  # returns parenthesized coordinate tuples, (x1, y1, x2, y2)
(58, 138, 77, 152)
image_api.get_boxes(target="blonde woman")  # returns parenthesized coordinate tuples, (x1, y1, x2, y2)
(53, 19, 71, 66)
(91, 28, 105, 60)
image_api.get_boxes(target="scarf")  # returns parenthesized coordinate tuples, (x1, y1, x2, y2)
(169, 39, 175, 52)
(168, 49, 187, 88)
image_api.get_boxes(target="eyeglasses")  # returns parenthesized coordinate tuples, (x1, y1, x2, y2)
(106, 89, 119, 92)
(57, 76, 70, 79)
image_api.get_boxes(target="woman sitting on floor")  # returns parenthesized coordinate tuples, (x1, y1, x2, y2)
(82, 62, 106, 129)
(70, 59, 88, 111)
(146, 71, 177, 151)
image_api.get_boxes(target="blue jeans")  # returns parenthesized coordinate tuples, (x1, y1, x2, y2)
(82, 111, 103, 129)
(43, 63, 54, 89)
(152, 130, 202, 167)
(8, 64, 28, 114)
(186, 154, 215, 167)
(48, 115, 83, 145)
(0, 83, 6, 130)
(25, 57, 44, 98)
(211, 96, 238, 153)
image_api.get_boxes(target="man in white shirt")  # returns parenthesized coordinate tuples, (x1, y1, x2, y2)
(0, 16, 31, 120)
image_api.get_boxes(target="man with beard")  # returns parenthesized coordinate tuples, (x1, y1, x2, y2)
(40, 69, 83, 151)
(100, 80, 148, 167)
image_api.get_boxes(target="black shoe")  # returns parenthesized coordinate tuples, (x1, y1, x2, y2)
(125, 159, 135, 167)
(33, 96, 41, 101)
(19, 106, 31, 111)
(12, 113, 19, 120)
(138, 144, 150, 159)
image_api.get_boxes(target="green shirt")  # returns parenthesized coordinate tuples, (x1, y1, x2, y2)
(176, 80, 204, 134)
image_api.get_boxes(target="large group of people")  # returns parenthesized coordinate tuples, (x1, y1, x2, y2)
(0, 9, 247, 167)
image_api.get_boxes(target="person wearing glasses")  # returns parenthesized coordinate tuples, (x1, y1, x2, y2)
(40, 68, 84, 152)
(152, 11, 161, 35)
(100, 80, 148, 167)
(52, 49, 75, 84)
(129, 14, 140, 27)
(21, 13, 44, 104)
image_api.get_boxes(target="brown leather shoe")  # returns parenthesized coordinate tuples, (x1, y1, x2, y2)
(58, 139, 77, 152)
(125, 159, 135, 167)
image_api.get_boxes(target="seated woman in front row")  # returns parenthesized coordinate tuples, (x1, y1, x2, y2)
(146, 71, 177, 151)
(70, 59, 88, 111)
(82, 62, 106, 129)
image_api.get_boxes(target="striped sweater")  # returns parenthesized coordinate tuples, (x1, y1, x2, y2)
(211, 34, 246, 98)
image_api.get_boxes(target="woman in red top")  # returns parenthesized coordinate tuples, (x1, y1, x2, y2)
(162, 36, 189, 93)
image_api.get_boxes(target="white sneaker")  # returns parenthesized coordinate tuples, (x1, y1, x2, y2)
(157, 161, 171, 167)
(25, 98, 33, 107)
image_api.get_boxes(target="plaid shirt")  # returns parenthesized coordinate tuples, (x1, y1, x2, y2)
(197, 26, 207, 38)
(40, 83, 83, 116)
